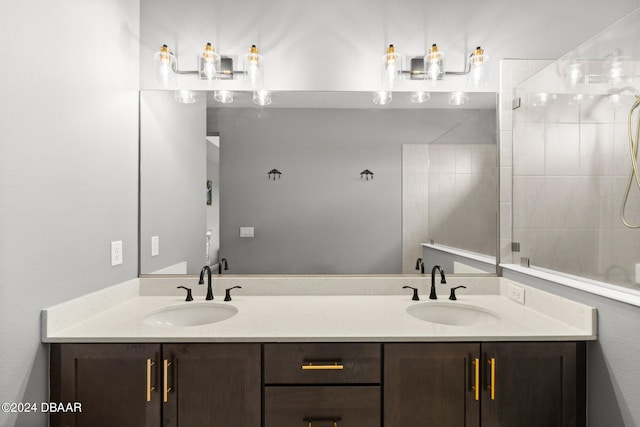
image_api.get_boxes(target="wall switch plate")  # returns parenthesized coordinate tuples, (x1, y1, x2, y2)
(507, 283, 525, 304)
(111, 240, 123, 266)
(151, 236, 159, 257)
(240, 227, 254, 238)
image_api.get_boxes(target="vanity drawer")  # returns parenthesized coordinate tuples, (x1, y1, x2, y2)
(264, 386, 380, 427)
(263, 343, 381, 384)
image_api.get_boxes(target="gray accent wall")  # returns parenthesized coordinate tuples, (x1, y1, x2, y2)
(209, 108, 496, 274)
(0, 2, 140, 426)
(140, 91, 207, 275)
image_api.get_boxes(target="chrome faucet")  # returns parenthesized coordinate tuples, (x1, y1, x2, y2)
(199, 265, 214, 300)
(430, 265, 447, 300)
(415, 258, 425, 274)
(218, 258, 229, 275)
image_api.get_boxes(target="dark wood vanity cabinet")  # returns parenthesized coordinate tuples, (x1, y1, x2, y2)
(50, 343, 261, 427)
(162, 343, 261, 427)
(480, 342, 586, 427)
(384, 343, 481, 427)
(263, 343, 382, 427)
(384, 342, 586, 427)
(50, 341, 585, 427)
(50, 343, 162, 427)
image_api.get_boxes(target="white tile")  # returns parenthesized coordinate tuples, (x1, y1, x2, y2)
(545, 124, 580, 176)
(455, 147, 472, 173)
(513, 123, 545, 175)
(579, 123, 614, 176)
(546, 95, 579, 123)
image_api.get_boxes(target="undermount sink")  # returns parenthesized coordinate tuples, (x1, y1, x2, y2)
(406, 302, 499, 327)
(143, 303, 238, 327)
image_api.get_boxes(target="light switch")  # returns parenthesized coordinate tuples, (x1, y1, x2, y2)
(111, 240, 123, 266)
(151, 236, 159, 257)
(240, 227, 254, 238)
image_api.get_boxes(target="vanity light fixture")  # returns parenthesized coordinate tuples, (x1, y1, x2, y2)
(360, 169, 374, 181)
(409, 45, 488, 81)
(268, 169, 282, 180)
(154, 43, 270, 104)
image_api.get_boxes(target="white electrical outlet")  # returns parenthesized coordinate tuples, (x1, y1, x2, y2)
(151, 236, 159, 257)
(240, 227, 254, 238)
(508, 283, 525, 304)
(110, 240, 123, 266)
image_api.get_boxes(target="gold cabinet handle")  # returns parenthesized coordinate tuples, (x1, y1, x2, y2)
(472, 358, 480, 401)
(488, 357, 496, 400)
(163, 359, 172, 403)
(146, 359, 155, 402)
(301, 361, 344, 370)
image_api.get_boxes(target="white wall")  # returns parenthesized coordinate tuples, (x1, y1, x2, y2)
(0, 1, 140, 426)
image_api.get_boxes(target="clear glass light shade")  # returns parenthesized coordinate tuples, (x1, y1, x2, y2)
(253, 90, 272, 106)
(214, 90, 234, 104)
(411, 91, 430, 103)
(154, 45, 177, 87)
(198, 43, 221, 80)
(469, 47, 488, 86)
(373, 91, 392, 105)
(425, 44, 444, 80)
(448, 91, 468, 106)
(174, 90, 196, 104)
(382, 45, 401, 91)
(244, 45, 264, 89)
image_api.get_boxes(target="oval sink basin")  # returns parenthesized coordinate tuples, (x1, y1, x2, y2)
(143, 303, 238, 327)
(406, 302, 499, 327)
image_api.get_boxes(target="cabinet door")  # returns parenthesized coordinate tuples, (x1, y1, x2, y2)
(162, 343, 261, 427)
(50, 343, 161, 427)
(384, 343, 480, 427)
(481, 342, 586, 427)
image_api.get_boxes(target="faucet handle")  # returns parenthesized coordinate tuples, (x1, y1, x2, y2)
(402, 285, 420, 301)
(224, 286, 242, 302)
(448, 285, 467, 301)
(177, 286, 193, 302)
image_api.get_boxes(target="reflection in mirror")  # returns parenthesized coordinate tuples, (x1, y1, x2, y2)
(140, 91, 497, 275)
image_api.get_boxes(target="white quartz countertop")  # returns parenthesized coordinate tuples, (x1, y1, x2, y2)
(42, 277, 596, 343)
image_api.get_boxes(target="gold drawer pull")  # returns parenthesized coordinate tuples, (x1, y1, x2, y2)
(304, 416, 341, 426)
(163, 359, 172, 403)
(301, 361, 344, 370)
(146, 359, 155, 402)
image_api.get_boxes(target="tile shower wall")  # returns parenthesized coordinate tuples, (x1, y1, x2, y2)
(402, 144, 497, 273)
(512, 90, 640, 288)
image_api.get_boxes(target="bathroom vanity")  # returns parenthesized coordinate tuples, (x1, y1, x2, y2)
(43, 276, 595, 427)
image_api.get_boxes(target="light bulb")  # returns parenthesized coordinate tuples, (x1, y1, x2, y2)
(175, 90, 196, 104)
(411, 91, 430, 103)
(383, 44, 401, 91)
(253, 90, 272, 106)
(214, 90, 234, 104)
(154, 44, 176, 87)
(425, 44, 444, 80)
(199, 42, 221, 80)
(244, 45, 263, 89)
(469, 46, 488, 86)
(448, 91, 468, 106)
(373, 91, 392, 105)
